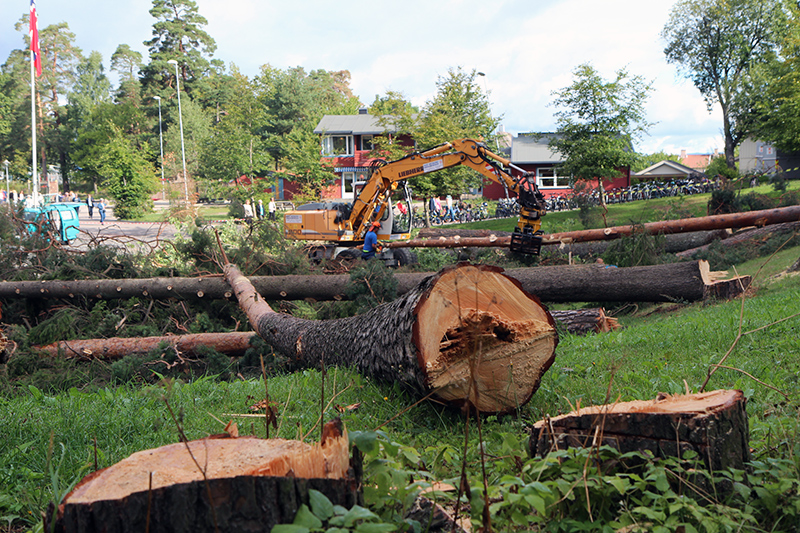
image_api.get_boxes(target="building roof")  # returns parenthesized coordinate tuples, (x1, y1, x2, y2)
(635, 160, 701, 179)
(314, 114, 400, 135)
(510, 134, 564, 164)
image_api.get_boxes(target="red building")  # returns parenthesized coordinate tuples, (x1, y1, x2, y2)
(313, 110, 414, 200)
(482, 133, 630, 201)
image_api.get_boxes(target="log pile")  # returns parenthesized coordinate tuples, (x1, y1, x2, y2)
(224, 263, 558, 414)
(529, 389, 750, 472)
(48, 420, 360, 533)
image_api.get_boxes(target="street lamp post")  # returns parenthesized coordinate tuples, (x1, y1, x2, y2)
(477, 72, 500, 151)
(2, 160, 9, 205)
(153, 96, 165, 200)
(167, 59, 190, 208)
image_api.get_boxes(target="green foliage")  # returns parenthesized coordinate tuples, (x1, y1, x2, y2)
(705, 155, 738, 180)
(98, 127, 158, 219)
(549, 63, 653, 181)
(344, 261, 398, 314)
(662, 0, 789, 167)
(602, 230, 668, 268)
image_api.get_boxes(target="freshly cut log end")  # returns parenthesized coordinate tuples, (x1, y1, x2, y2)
(414, 264, 558, 413)
(50, 420, 359, 533)
(530, 389, 750, 472)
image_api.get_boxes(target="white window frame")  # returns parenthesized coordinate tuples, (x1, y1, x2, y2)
(321, 135, 354, 157)
(360, 134, 374, 151)
(536, 167, 571, 188)
(341, 170, 369, 199)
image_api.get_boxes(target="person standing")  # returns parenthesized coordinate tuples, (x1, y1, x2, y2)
(268, 197, 277, 221)
(257, 199, 265, 220)
(243, 199, 254, 226)
(97, 198, 106, 224)
(361, 221, 381, 260)
(86, 194, 94, 219)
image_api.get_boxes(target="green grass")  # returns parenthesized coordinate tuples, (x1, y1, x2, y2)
(2, 270, 799, 529)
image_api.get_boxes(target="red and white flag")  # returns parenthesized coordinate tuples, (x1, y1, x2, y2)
(29, 0, 41, 77)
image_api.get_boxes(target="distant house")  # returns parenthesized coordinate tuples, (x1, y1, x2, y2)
(738, 138, 800, 179)
(313, 109, 414, 200)
(679, 149, 719, 172)
(484, 134, 630, 200)
(230, 171, 300, 201)
(634, 160, 703, 181)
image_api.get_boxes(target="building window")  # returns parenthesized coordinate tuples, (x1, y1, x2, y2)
(360, 135, 374, 151)
(537, 167, 570, 188)
(322, 135, 354, 156)
(342, 172, 355, 198)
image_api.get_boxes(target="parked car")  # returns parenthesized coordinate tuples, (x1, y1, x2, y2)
(23, 203, 81, 244)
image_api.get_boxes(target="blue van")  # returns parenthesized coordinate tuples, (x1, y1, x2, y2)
(23, 203, 81, 244)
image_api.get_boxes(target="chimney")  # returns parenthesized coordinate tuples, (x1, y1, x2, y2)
(680, 149, 687, 161)
(358, 107, 368, 115)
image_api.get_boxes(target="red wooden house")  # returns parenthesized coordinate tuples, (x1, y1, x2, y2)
(313, 109, 414, 200)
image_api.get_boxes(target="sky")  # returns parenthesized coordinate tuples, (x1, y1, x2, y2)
(0, 0, 724, 156)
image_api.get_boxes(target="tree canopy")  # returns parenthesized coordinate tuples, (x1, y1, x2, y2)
(549, 63, 652, 182)
(662, 0, 789, 168)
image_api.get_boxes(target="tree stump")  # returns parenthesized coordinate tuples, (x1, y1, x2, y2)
(529, 390, 750, 472)
(48, 421, 359, 533)
(549, 308, 620, 335)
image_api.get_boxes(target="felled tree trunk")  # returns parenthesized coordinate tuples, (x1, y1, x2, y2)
(549, 308, 620, 335)
(225, 263, 559, 414)
(529, 390, 750, 472)
(48, 420, 359, 533)
(35, 332, 259, 360)
(676, 220, 800, 259)
(0, 261, 749, 304)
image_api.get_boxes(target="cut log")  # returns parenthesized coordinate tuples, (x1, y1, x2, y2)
(49, 419, 360, 533)
(676, 220, 800, 258)
(225, 262, 559, 414)
(529, 390, 750, 473)
(0, 261, 749, 304)
(549, 308, 620, 335)
(35, 332, 259, 360)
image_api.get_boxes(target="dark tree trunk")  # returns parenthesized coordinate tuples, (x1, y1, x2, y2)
(677, 220, 800, 259)
(0, 261, 748, 304)
(529, 389, 750, 473)
(549, 308, 620, 335)
(225, 263, 559, 414)
(49, 421, 359, 533)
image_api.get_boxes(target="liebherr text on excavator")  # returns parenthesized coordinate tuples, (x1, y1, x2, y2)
(283, 138, 548, 265)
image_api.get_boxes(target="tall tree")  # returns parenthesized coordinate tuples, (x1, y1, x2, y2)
(13, 16, 83, 191)
(662, 0, 789, 169)
(110, 44, 143, 103)
(751, 3, 800, 153)
(413, 67, 499, 198)
(549, 63, 652, 183)
(99, 125, 158, 218)
(140, 0, 217, 97)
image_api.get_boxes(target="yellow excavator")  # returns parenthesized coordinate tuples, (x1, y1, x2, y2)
(283, 138, 547, 265)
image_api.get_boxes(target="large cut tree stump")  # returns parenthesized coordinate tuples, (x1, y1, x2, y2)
(49, 421, 358, 533)
(226, 263, 559, 414)
(529, 390, 750, 472)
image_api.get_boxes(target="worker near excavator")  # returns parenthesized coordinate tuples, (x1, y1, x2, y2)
(361, 221, 381, 260)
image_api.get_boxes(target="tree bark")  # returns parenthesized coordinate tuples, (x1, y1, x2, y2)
(35, 332, 259, 360)
(550, 308, 620, 335)
(529, 389, 750, 473)
(225, 262, 559, 414)
(387, 205, 800, 249)
(49, 420, 360, 533)
(0, 261, 749, 304)
(676, 220, 800, 259)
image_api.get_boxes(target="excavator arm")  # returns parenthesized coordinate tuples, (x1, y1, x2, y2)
(348, 138, 547, 254)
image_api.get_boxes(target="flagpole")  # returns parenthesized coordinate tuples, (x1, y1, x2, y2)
(30, 49, 37, 206)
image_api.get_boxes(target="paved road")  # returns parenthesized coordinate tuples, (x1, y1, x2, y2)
(69, 204, 180, 251)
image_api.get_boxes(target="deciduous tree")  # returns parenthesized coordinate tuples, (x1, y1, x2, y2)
(549, 63, 652, 187)
(662, 0, 789, 169)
